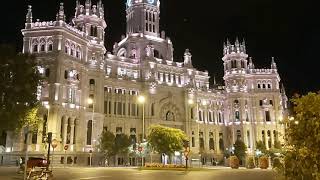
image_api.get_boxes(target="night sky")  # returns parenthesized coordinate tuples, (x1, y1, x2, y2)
(1, 0, 319, 97)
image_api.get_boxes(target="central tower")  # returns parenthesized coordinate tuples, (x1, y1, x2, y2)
(126, 0, 160, 37)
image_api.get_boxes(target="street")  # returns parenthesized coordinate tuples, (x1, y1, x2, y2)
(0, 166, 278, 180)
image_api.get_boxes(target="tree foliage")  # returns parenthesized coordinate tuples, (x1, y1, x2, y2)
(99, 130, 115, 158)
(280, 92, 320, 179)
(147, 125, 188, 156)
(99, 131, 131, 158)
(0, 44, 42, 131)
(233, 139, 247, 161)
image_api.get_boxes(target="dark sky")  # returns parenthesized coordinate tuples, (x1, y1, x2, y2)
(1, 0, 319, 97)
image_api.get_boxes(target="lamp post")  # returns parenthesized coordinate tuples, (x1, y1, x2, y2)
(88, 98, 94, 145)
(51, 139, 58, 171)
(137, 95, 145, 167)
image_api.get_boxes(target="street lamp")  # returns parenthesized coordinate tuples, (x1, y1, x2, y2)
(137, 95, 145, 141)
(88, 98, 95, 145)
(51, 139, 58, 171)
(137, 95, 145, 167)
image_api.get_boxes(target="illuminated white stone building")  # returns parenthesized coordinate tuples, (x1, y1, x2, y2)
(0, 0, 287, 166)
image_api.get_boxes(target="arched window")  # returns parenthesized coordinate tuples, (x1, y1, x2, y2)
(262, 84, 266, 89)
(48, 43, 53, 52)
(89, 79, 95, 91)
(76, 46, 81, 59)
(218, 112, 222, 123)
(60, 117, 64, 140)
(149, 12, 152, 21)
(73, 119, 77, 145)
(151, 103, 155, 116)
(86, 120, 92, 145)
(154, 49, 160, 58)
(70, 44, 75, 57)
(209, 137, 214, 150)
(149, 24, 152, 32)
(146, 23, 148, 31)
(235, 110, 240, 122)
(198, 111, 202, 121)
(258, 84, 261, 89)
(267, 130, 271, 148)
(64, 70, 68, 79)
(67, 118, 71, 144)
(166, 111, 175, 121)
(33, 44, 38, 53)
(145, 11, 148, 21)
(65, 41, 70, 54)
(218, 133, 224, 151)
(153, 13, 155, 22)
(262, 130, 266, 145)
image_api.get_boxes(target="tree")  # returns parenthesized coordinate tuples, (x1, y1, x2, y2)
(147, 125, 188, 163)
(99, 131, 131, 166)
(0, 44, 42, 131)
(279, 92, 320, 179)
(99, 130, 115, 161)
(233, 139, 247, 164)
(114, 133, 131, 156)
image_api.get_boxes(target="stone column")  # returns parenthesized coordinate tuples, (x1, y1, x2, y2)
(62, 116, 68, 145)
(70, 118, 75, 145)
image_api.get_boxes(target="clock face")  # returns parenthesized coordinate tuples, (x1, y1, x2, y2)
(127, 0, 132, 7)
(147, 0, 155, 4)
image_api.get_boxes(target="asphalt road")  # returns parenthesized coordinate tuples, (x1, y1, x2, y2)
(0, 166, 278, 180)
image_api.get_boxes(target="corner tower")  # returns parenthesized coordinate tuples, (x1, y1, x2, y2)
(222, 38, 248, 93)
(126, 0, 160, 37)
(73, 0, 106, 44)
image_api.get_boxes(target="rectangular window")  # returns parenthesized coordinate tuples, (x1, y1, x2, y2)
(108, 101, 111, 114)
(198, 111, 202, 121)
(190, 108, 194, 119)
(123, 103, 126, 115)
(114, 102, 117, 115)
(104, 101, 108, 114)
(269, 100, 273, 106)
(259, 100, 263, 106)
(191, 137, 195, 147)
(117, 102, 122, 115)
(265, 111, 271, 121)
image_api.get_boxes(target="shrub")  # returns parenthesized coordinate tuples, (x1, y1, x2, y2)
(246, 156, 255, 169)
(272, 157, 283, 170)
(229, 156, 240, 169)
(259, 156, 269, 169)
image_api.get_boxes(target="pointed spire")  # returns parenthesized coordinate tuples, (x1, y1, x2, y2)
(235, 37, 240, 46)
(248, 57, 255, 69)
(26, 5, 33, 23)
(184, 49, 192, 67)
(271, 57, 277, 69)
(281, 83, 286, 94)
(85, 0, 92, 15)
(56, 3, 66, 21)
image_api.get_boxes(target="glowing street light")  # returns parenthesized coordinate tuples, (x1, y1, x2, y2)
(137, 95, 146, 167)
(188, 99, 194, 105)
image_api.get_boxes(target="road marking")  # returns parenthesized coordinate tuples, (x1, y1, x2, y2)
(76, 176, 111, 179)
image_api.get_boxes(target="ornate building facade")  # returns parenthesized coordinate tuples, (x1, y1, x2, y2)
(1, 0, 287, 166)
